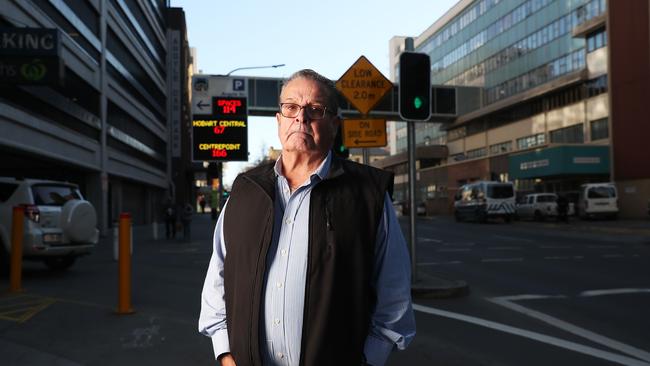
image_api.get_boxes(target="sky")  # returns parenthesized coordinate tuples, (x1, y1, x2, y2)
(171, 0, 458, 187)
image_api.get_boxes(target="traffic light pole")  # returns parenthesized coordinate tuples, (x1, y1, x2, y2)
(404, 37, 418, 284)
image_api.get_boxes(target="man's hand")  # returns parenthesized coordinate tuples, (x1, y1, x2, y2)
(218, 353, 236, 366)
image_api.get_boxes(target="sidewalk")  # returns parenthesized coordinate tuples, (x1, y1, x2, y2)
(0, 214, 218, 366)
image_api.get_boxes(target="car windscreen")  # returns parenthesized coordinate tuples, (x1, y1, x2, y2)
(487, 184, 514, 198)
(31, 185, 82, 206)
(537, 195, 557, 203)
(587, 186, 616, 199)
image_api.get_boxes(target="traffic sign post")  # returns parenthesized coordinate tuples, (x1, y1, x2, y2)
(336, 56, 393, 115)
(342, 119, 387, 148)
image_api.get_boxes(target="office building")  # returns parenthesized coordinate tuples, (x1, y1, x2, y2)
(382, 0, 649, 218)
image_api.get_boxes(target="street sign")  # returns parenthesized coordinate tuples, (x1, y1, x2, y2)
(342, 119, 387, 148)
(192, 96, 248, 162)
(336, 56, 393, 115)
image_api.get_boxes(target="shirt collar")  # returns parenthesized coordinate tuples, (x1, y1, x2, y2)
(274, 151, 332, 183)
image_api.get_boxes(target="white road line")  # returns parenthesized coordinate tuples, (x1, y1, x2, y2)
(543, 256, 585, 260)
(493, 235, 533, 242)
(580, 288, 650, 297)
(418, 237, 443, 243)
(444, 242, 476, 246)
(488, 297, 650, 363)
(437, 248, 471, 252)
(602, 254, 625, 258)
(487, 246, 522, 250)
(481, 258, 524, 263)
(413, 304, 650, 366)
(493, 294, 566, 301)
(417, 261, 463, 266)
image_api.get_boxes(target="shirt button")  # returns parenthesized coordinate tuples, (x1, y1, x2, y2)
(274, 318, 280, 325)
(285, 218, 292, 225)
(281, 249, 287, 256)
(277, 352, 284, 359)
(276, 282, 283, 288)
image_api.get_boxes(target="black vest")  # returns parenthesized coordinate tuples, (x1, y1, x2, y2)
(223, 156, 393, 366)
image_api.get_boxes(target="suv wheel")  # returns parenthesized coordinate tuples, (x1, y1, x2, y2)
(44, 256, 76, 271)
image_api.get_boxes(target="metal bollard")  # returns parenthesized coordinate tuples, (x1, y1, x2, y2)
(10, 206, 24, 293)
(117, 212, 134, 314)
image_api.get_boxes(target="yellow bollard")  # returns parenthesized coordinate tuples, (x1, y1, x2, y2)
(117, 212, 134, 314)
(10, 206, 24, 293)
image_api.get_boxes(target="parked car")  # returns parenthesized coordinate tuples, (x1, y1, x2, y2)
(454, 181, 515, 223)
(516, 193, 558, 221)
(577, 183, 619, 219)
(392, 200, 426, 216)
(0, 177, 99, 270)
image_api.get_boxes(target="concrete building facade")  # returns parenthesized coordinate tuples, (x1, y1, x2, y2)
(1, 0, 179, 232)
(383, 0, 649, 218)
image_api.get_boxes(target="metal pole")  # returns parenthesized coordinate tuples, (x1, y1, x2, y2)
(405, 37, 418, 283)
(362, 148, 370, 165)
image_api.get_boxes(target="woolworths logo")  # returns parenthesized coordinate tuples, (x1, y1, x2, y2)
(20, 59, 47, 81)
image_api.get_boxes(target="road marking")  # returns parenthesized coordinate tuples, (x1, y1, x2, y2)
(488, 296, 650, 363)
(0, 294, 56, 323)
(493, 235, 533, 242)
(543, 255, 584, 260)
(418, 237, 443, 243)
(481, 258, 524, 263)
(418, 261, 463, 266)
(487, 246, 522, 250)
(413, 304, 650, 366)
(580, 288, 650, 297)
(436, 248, 471, 252)
(602, 254, 625, 258)
(492, 294, 566, 301)
(442, 242, 475, 246)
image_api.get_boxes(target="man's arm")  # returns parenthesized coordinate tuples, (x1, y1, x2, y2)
(364, 193, 416, 366)
(198, 202, 233, 362)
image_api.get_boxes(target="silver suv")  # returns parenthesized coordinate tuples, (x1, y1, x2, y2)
(0, 177, 98, 270)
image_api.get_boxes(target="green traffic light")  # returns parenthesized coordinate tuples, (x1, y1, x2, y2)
(413, 96, 423, 109)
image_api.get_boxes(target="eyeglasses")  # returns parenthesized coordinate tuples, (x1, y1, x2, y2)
(279, 103, 332, 120)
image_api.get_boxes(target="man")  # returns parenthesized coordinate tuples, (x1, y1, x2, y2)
(199, 69, 415, 366)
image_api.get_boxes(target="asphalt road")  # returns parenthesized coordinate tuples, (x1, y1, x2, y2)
(0, 214, 648, 365)
(389, 216, 650, 366)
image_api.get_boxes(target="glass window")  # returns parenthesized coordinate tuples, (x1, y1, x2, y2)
(590, 118, 609, 140)
(550, 124, 584, 143)
(488, 184, 514, 198)
(31, 184, 82, 206)
(588, 186, 616, 198)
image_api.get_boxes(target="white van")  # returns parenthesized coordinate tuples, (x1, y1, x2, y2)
(577, 183, 618, 219)
(454, 181, 516, 222)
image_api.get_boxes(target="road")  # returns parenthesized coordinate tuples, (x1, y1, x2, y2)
(389, 217, 650, 366)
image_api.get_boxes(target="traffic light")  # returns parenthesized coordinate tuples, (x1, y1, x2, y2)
(399, 52, 431, 121)
(332, 125, 349, 159)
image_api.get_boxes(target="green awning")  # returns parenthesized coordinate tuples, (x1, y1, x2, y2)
(508, 145, 609, 179)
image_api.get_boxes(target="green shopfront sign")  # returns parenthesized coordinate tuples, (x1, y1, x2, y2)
(509, 145, 610, 179)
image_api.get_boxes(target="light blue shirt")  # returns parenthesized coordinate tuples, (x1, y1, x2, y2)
(199, 152, 415, 366)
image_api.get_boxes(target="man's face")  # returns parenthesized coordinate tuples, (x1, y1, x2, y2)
(276, 77, 339, 155)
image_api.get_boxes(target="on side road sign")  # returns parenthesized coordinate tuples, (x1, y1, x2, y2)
(336, 56, 393, 115)
(342, 119, 387, 148)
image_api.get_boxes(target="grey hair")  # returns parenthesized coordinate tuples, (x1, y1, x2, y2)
(281, 69, 340, 114)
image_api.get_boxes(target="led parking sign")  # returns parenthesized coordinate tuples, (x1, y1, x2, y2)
(192, 96, 248, 162)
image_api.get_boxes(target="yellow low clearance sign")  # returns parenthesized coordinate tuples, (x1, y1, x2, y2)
(342, 119, 387, 148)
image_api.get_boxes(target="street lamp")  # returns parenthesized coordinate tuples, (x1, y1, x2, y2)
(225, 63, 285, 76)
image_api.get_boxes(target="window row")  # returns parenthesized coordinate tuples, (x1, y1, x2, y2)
(587, 28, 607, 53)
(446, 1, 604, 87)
(428, 0, 554, 74)
(420, 0, 503, 54)
(517, 133, 546, 149)
(485, 49, 586, 104)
